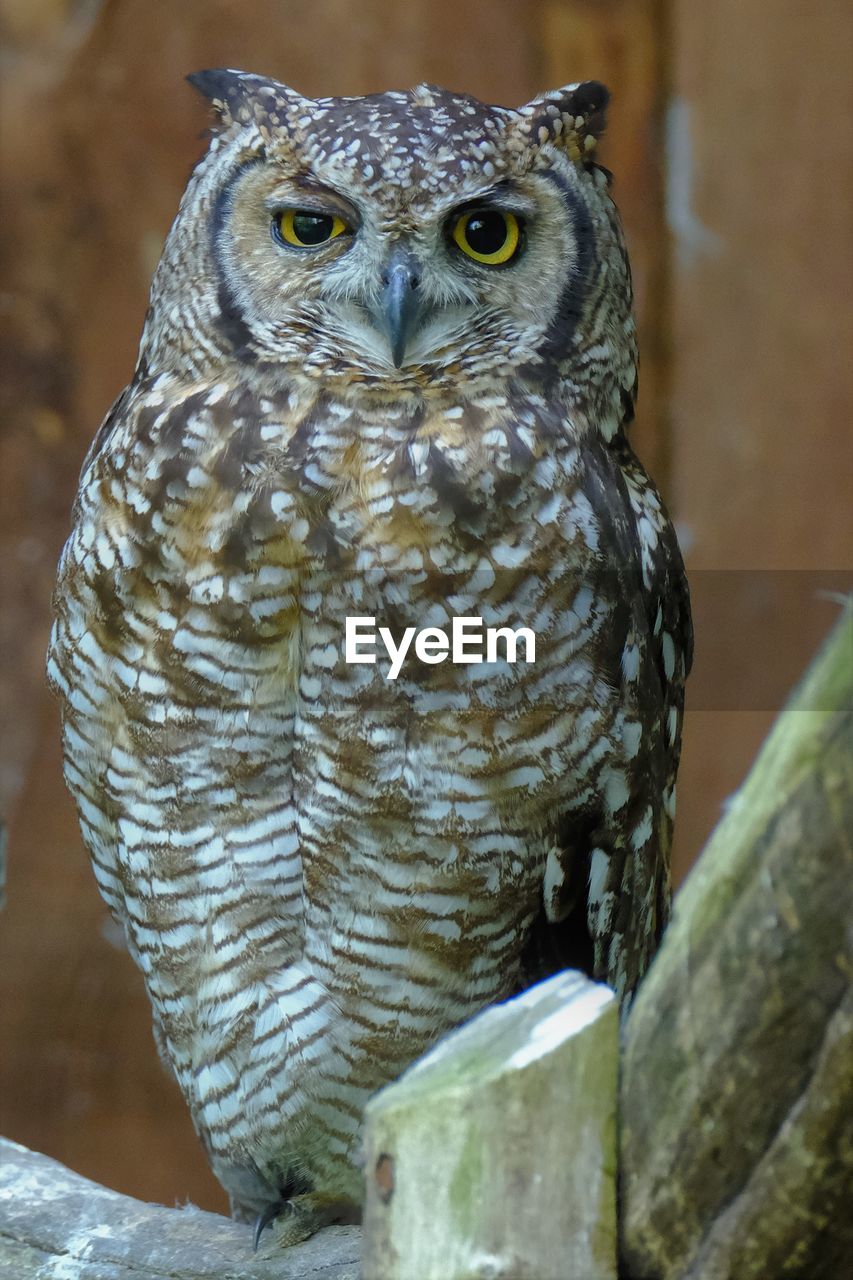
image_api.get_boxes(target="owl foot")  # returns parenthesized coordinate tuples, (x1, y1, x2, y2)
(253, 1192, 358, 1251)
(253, 1198, 285, 1251)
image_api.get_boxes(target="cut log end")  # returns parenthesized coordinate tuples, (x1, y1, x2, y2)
(362, 970, 619, 1280)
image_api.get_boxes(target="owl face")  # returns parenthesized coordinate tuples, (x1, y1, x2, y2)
(218, 143, 586, 381)
(144, 72, 635, 420)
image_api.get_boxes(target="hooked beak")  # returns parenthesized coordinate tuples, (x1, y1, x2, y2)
(378, 250, 422, 368)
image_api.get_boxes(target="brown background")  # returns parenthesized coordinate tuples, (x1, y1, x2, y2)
(1, 0, 851, 1213)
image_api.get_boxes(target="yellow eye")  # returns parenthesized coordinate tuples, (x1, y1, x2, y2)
(451, 209, 521, 265)
(274, 209, 349, 248)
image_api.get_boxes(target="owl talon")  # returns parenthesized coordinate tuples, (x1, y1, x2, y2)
(253, 1192, 359, 1251)
(252, 1198, 286, 1251)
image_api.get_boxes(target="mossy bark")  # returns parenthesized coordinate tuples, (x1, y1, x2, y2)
(620, 605, 853, 1279)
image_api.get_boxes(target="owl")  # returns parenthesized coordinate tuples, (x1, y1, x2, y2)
(48, 70, 691, 1247)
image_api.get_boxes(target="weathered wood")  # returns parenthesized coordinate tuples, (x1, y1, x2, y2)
(362, 969, 618, 1280)
(0, 1137, 360, 1280)
(620, 605, 853, 1279)
(0, 819, 6, 913)
(669, 0, 853, 876)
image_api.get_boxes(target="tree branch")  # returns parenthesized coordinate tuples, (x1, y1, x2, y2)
(620, 604, 853, 1279)
(0, 1137, 360, 1280)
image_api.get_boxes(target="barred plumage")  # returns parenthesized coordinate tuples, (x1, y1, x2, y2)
(48, 70, 691, 1244)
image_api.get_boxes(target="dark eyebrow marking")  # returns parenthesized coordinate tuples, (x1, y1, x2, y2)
(536, 169, 596, 363)
(210, 156, 265, 360)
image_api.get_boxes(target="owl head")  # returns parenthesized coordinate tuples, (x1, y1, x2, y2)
(141, 70, 636, 433)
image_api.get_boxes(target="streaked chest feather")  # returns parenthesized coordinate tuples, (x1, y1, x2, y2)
(52, 379, 616, 1031)
(64, 377, 605, 704)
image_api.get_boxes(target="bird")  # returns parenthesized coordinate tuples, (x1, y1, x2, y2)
(47, 69, 692, 1247)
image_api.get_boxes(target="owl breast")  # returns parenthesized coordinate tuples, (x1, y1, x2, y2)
(49, 374, 626, 1209)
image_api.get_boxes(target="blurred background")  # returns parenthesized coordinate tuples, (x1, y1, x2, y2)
(1, 0, 851, 1215)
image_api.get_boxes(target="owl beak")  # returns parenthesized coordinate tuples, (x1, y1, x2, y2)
(379, 251, 422, 368)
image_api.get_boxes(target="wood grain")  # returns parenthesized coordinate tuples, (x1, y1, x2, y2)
(0, 1136, 359, 1279)
(667, 0, 853, 876)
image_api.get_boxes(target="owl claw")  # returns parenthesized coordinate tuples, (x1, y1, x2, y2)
(253, 1191, 360, 1250)
(252, 1199, 285, 1251)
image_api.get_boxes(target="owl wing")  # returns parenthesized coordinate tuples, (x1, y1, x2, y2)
(521, 432, 693, 1005)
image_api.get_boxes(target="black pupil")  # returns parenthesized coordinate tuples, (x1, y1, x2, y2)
(465, 211, 509, 255)
(292, 212, 334, 244)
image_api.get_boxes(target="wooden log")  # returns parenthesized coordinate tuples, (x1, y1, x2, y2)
(0, 1136, 360, 1280)
(620, 605, 853, 1279)
(362, 969, 619, 1280)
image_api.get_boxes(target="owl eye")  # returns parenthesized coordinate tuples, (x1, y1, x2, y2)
(451, 209, 521, 265)
(273, 209, 350, 249)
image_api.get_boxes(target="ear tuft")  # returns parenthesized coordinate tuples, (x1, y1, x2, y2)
(187, 69, 310, 141)
(520, 80, 610, 163)
(187, 69, 251, 126)
(187, 68, 304, 131)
